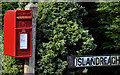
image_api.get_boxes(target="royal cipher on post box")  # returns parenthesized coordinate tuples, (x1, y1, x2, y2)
(4, 10, 32, 57)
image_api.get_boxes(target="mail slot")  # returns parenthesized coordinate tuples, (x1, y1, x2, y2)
(4, 10, 32, 57)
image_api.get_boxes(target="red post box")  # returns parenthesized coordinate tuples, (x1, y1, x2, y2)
(4, 10, 32, 57)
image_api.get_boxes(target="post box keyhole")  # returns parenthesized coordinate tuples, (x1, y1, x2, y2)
(22, 29, 25, 32)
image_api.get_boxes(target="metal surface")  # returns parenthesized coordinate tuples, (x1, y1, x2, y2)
(4, 10, 32, 57)
(67, 56, 76, 68)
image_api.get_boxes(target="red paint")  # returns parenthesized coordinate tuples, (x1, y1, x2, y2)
(4, 10, 32, 57)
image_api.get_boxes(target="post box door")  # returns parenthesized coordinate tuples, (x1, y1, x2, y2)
(15, 10, 32, 57)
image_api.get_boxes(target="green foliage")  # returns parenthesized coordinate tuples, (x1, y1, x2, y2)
(97, 2, 120, 50)
(36, 2, 96, 74)
(2, 2, 18, 14)
(2, 2, 18, 25)
(2, 55, 23, 74)
(16, 2, 29, 10)
(1, 37, 23, 74)
(82, 2, 120, 74)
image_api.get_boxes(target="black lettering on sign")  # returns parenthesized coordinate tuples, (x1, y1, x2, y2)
(111, 56, 116, 65)
(116, 56, 120, 65)
(91, 58, 95, 65)
(82, 58, 86, 66)
(96, 57, 100, 65)
(108, 56, 111, 65)
(86, 58, 90, 65)
(86, 57, 91, 66)
(76, 57, 77, 67)
(78, 58, 82, 66)
(104, 57, 107, 65)
(100, 57, 104, 65)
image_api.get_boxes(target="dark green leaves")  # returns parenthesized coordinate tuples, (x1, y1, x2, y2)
(97, 2, 120, 50)
(36, 2, 96, 74)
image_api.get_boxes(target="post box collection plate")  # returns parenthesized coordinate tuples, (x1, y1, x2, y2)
(20, 33, 27, 49)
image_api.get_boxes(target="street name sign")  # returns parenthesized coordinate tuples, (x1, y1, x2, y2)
(67, 55, 120, 68)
